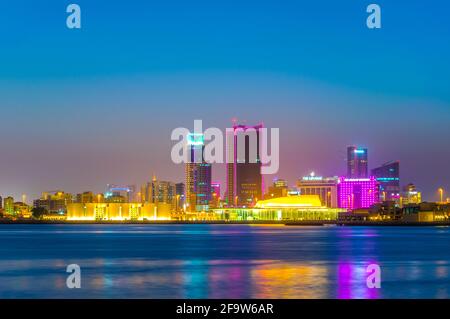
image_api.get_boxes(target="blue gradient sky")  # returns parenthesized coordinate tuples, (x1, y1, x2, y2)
(0, 0, 449, 201)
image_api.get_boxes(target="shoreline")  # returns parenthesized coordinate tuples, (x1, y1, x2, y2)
(0, 220, 449, 226)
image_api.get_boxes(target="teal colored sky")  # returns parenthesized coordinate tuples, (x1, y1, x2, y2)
(0, 0, 449, 201)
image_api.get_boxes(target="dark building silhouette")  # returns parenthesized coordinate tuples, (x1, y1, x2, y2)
(371, 161, 400, 202)
(226, 124, 263, 207)
(347, 146, 368, 178)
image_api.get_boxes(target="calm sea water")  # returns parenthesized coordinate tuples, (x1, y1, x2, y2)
(0, 224, 449, 299)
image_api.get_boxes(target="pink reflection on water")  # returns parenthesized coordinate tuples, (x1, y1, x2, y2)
(337, 261, 380, 299)
(337, 262, 352, 299)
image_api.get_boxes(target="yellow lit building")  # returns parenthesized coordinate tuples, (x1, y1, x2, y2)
(265, 178, 288, 199)
(34, 191, 73, 214)
(213, 195, 345, 221)
(41, 213, 67, 221)
(14, 202, 32, 218)
(4, 197, 14, 215)
(66, 202, 172, 221)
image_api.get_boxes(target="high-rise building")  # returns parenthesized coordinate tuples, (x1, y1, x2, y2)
(226, 124, 263, 207)
(266, 178, 288, 199)
(186, 133, 201, 211)
(185, 133, 212, 212)
(0, 196, 2, 209)
(296, 173, 339, 208)
(4, 196, 14, 215)
(193, 163, 212, 211)
(371, 161, 400, 202)
(186, 133, 205, 210)
(347, 146, 368, 178)
(186, 163, 196, 211)
(175, 183, 185, 211)
(337, 177, 378, 210)
(142, 176, 176, 208)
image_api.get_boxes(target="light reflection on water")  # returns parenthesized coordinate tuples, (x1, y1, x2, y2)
(0, 224, 449, 298)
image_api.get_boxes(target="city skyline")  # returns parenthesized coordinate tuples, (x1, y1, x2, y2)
(1, 1, 450, 303)
(0, 141, 447, 205)
(1, 1, 449, 201)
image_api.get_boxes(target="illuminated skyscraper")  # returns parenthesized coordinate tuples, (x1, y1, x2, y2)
(185, 133, 212, 211)
(226, 124, 263, 207)
(175, 183, 185, 211)
(186, 164, 196, 211)
(186, 133, 202, 210)
(347, 146, 368, 178)
(371, 161, 400, 202)
(337, 177, 378, 210)
(194, 163, 212, 210)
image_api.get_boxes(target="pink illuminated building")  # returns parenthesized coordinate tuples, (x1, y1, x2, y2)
(337, 176, 378, 210)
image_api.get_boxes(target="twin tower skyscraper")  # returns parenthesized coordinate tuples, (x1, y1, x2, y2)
(186, 123, 263, 211)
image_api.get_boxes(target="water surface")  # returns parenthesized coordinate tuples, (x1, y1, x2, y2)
(0, 224, 449, 298)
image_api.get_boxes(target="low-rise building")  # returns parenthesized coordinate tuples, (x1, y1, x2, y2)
(34, 191, 73, 214)
(368, 201, 403, 221)
(14, 202, 32, 218)
(296, 174, 338, 208)
(266, 178, 289, 199)
(402, 203, 450, 222)
(213, 195, 345, 221)
(400, 183, 422, 207)
(66, 202, 172, 221)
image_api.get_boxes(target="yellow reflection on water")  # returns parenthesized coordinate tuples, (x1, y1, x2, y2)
(250, 262, 329, 298)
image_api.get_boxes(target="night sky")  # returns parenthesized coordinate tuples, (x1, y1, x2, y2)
(0, 0, 449, 201)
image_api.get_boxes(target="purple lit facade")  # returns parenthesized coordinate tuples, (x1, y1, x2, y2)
(337, 177, 378, 210)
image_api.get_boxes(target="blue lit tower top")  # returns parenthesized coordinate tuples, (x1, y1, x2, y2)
(347, 146, 368, 179)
